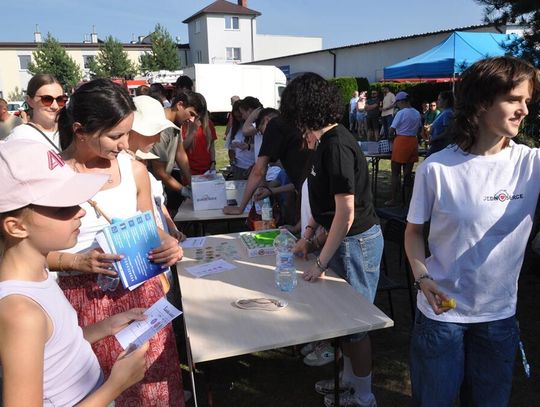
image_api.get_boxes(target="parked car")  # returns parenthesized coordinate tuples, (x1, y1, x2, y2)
(7, 101, 24, 114)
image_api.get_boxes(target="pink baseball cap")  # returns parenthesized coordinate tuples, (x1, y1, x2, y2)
(0, 140, 108, 212)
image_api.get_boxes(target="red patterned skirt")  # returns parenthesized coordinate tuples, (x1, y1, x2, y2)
(59, 274, 184, 407)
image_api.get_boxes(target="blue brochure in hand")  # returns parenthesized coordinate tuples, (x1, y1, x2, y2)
(96, 211, 162, 290)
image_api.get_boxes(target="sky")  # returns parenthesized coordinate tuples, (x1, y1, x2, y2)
(1, 0, 487, 49)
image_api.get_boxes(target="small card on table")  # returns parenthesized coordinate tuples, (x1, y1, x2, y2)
(185, 259, 236, 278)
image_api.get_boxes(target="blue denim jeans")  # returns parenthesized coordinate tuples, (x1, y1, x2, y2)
(410, 309, 519, 407)
(328, 224, 383, 341)
(381, 114, 393, 139)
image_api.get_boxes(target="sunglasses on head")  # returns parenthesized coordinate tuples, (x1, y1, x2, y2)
(37, 95, 68, 107)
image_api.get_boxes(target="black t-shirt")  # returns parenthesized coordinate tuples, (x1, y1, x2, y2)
(366, 97, 380, 118)
(258, 116, 313, 191)
(308, 124, 378, 235)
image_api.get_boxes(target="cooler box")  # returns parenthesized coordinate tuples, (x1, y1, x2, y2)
(191, 173, 227, 211)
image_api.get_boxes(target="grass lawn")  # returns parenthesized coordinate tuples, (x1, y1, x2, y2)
(214, 125, 230, 170)
(180, 129, 540, 406)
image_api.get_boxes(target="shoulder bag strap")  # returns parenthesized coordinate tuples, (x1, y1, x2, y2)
(25, 123, 60, 152)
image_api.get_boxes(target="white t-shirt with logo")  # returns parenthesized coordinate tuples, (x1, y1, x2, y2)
(407, 142, 540, 323)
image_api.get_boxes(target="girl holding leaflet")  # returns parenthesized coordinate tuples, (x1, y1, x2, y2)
(0, 139, 148, 406)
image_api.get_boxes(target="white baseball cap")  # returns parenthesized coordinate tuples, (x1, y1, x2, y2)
(132, 95, 179, 136)
(0, 140, 108, 212)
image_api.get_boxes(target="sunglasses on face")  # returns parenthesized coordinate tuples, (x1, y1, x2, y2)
(36, 95, 68, 107)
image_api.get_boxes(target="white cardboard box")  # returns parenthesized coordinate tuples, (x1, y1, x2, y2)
(191, 173, 227, 211)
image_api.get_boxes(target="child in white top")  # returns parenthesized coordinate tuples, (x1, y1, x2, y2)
(0, 139, 148, 406)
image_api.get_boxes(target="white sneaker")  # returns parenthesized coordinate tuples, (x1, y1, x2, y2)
(324, 392, 377, 407)
(303, 341, 335, 367)
(315, 377, 352, 395)
(300, 341, 319, 356)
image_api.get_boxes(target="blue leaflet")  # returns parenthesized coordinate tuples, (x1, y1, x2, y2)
(101, 211, 162, 289)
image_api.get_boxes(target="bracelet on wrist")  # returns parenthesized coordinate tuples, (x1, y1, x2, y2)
(316, 257, 328, 273)
(413, 273, 433, 290)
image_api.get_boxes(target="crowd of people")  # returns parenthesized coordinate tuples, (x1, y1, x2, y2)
(0, 55, 538, 406)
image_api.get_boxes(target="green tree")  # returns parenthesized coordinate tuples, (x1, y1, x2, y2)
(475, 0, 540, 65)
(89, 36, 137, 79)
(475, 0, 540, 143)
(139, 24, 180, 72)
(28, 33, 82, 91)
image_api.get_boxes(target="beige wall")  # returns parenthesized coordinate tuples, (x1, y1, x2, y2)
(0, 46, 148, 98)
(0, 49, 33, 99)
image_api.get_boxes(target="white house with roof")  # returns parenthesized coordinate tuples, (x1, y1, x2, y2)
(183, 0, 322, 64)
(0, 0, 321, 98)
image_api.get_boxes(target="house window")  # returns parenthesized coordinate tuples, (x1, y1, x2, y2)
(195, 20, 201, 33)
(197, 50, 203, 63)
(83, 55, 95, 69)
(226, 47, 241, 61)
(225, 16, 239, 30)
(18, 55, 31, 70)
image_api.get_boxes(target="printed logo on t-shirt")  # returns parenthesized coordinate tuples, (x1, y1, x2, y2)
(310, 165, 316, 177)
(483, 189, 524, 202)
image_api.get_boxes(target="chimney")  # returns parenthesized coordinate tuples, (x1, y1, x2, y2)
(90, 25, 98, 43)
(238, 0, 247, 7)
(34, 24, 42, 43)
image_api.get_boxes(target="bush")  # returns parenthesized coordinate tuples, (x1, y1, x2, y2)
(328, 77, 357, 105)
(370, 81, 452, 110)
(328, 76, 358, 127)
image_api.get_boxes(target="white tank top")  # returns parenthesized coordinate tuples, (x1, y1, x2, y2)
(0, 272, 101, 406)
(63, 151, 138, 258)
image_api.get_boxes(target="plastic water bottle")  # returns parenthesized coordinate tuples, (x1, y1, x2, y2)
(261, 197, 273, 222)
(273, 229, 297, 292)
(97, 273, 120, 292)
(97, 217, 122, 292)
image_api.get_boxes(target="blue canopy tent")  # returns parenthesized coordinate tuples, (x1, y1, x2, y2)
(383, 31, 516, 80)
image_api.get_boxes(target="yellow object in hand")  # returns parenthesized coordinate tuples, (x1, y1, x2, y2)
(441, 298, 457, 309)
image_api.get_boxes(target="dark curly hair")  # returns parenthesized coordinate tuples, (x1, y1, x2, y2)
(452, 56, 540, 152)
(280, 73, 344, 131)
(58, 79, 135, 150)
